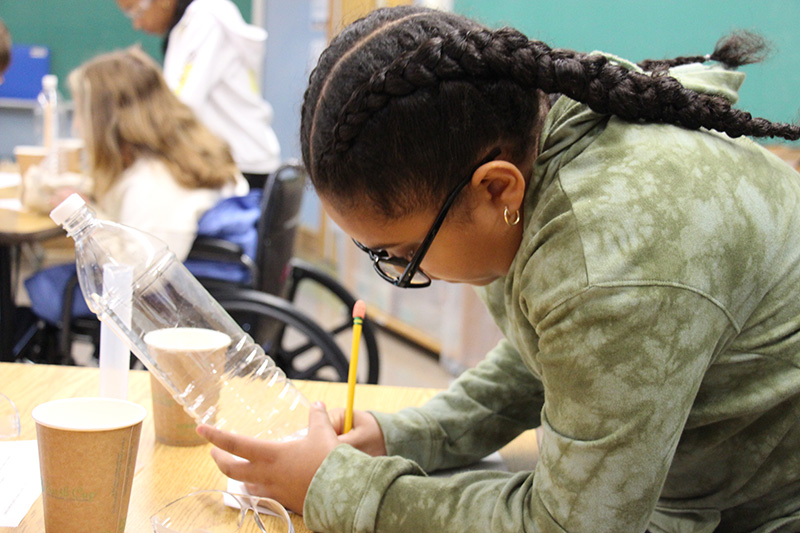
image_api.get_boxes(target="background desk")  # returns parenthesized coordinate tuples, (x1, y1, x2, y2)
(0, 183, 63, 361)
(0, 362, 539, 532)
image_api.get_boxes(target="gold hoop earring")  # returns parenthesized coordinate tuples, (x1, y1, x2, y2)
(504, 206, 520, 226)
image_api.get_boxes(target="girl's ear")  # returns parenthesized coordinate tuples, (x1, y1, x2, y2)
(470, 159, 526, 213)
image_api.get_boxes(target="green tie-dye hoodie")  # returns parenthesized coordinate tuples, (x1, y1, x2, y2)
(304, 56, 800, 533)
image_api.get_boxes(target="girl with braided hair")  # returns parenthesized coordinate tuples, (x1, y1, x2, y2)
(198, 6, 800, 532)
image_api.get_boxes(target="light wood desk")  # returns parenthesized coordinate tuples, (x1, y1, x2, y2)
(0, 182, 64, 361)
(0, 362, 538, 532)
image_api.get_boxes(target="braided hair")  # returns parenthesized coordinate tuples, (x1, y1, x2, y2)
(637, 30, 771, 73)
(301, 6, 799, 218)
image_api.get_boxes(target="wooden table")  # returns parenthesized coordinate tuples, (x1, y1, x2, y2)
(0, 182, 64, 361)
(0, 362, 538, 532)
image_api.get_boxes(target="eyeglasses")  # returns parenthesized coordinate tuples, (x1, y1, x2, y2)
(0, 393, 21, 439)
(151, 489, 294, 533)
(122, 0, 153, 20)
(354, 147, 501, 288)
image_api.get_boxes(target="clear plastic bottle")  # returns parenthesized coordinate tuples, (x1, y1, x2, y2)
(50, 194, 310, 441)
(38, 74, 61, 175)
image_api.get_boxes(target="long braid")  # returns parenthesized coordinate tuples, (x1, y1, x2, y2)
(327, 26, 799, 158)
(301, 7, 800, 217)
(639, 54, 710, 72)
(639, 30, 770, 72)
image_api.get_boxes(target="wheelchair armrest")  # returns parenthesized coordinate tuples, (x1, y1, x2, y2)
(186, 237, 258, 286)
(187, 237, 246, 259)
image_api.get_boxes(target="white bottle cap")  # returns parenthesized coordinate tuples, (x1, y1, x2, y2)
(42, 74, 58, 92)
(50, 193, 86, 226)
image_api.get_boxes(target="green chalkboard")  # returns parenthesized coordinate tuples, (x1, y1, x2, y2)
(0, 0, 252, 98)
(455, 0, 800, 143)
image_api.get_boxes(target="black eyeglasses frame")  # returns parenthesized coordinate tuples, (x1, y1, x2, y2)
(353, 147, 502, 288)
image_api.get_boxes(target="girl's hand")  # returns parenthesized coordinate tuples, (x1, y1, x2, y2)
(328, 407, 388, 457)
(197, 401, 339, 514)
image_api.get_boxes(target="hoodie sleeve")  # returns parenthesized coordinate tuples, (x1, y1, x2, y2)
(303, 339, 545, 532)
(370, 339, 543, 472)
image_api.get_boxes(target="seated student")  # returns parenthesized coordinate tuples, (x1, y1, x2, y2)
(0, 18, 10, 83)
(26, 47, 248, 326)
(68, 46, 248, 259)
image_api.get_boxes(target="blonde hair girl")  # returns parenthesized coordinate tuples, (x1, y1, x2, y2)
(62, 46, 248, 262)
(69, 46, 238, 198)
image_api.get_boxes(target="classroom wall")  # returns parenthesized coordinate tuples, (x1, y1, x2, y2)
(261, 0, 325, 163)
(454, 0, 800, 142)
(258, 0, 327, 231)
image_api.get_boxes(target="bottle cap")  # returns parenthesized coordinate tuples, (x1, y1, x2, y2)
(50, 193, 86, 226)
(41, 74, 58, 92)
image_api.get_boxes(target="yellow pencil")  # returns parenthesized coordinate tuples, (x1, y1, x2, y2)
(344, 300, 366, 433)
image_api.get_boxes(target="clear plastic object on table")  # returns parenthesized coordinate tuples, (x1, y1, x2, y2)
(50, 193, 310, 441)
(38, 74, 61, 176)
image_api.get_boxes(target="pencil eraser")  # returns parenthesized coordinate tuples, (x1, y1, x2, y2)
(353, 299, 366, 319)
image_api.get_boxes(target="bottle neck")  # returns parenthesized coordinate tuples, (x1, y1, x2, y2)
(60, 205, 96, 240)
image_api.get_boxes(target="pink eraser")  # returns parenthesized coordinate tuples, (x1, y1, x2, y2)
(353, 300, 366, 319)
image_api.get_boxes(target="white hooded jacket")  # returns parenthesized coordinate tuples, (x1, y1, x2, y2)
(163, 0, 281, 175)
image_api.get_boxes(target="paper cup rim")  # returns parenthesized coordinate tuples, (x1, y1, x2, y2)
(32, 397, 147, 431)
(13, 145, 47, 153)
(143, 327, 231, 351)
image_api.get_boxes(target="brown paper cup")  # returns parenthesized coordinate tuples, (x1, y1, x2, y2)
(149, 374, 207, 446)
(144, 328, 230, 446)
(32, 397, 146, 533)
(14, 141, 83, 176)
(58, 138, 85, 173)
(13, 145, 46, 176)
